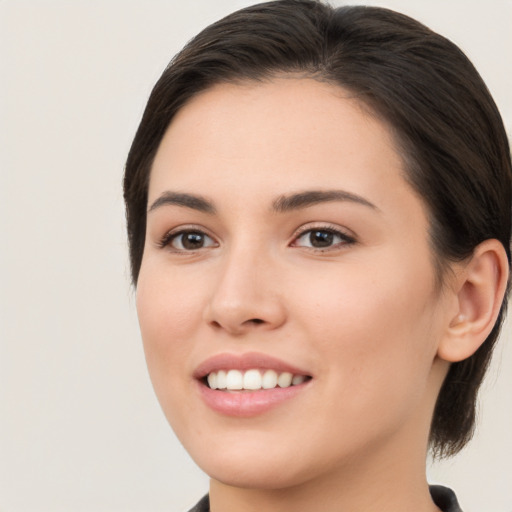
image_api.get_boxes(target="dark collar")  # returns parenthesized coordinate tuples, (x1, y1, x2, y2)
(187, 494, 209, 512)
(430, 485, 463, 512)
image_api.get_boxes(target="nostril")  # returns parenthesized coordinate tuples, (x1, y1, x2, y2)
(249, 318, 264, 325)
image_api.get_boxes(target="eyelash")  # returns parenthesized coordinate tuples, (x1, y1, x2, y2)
(158, 226, 217, 252)
(291, 224, 356, 251)
(158, 224, 356, 253)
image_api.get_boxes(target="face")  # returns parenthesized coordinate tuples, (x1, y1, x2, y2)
(137, 78, 452, 490)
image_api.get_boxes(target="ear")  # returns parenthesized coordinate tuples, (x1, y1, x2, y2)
(438, 239, 509, 363)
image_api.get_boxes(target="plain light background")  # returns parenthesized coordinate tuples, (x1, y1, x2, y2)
(1, 1, 511, 511)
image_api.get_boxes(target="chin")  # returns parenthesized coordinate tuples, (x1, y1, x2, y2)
(183, 434, 318, 490)
(202, 456, 312, 490)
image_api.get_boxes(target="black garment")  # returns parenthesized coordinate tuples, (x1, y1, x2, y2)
(188, 494, 209, 512)
(187, 485, 463, 511)
(430, 485, 463, 512)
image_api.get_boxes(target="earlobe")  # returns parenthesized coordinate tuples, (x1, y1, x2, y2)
(437, 239, 509, 363)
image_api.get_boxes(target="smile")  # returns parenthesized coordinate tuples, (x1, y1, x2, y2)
(206, 369, 309, 391)
(195, 352, 313, 416)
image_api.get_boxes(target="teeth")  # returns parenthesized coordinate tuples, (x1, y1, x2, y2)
(292, 375, 306, 385)
(207, 372, 217, 390)
(243, 369, 262, 390)
(277, 372, 293, 388)
(206, 369, 308, 391)
(217, 370, 227, 389)
(226, 369, 243, 390)
(262, 369, 278, 389)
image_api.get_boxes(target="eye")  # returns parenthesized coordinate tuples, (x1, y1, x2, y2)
(161, 229, 217, 251)
(292, 227, 355, 250)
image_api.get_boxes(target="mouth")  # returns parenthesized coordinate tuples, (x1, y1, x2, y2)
(194, 352, 312, 416)
(204, 369, 311, 391)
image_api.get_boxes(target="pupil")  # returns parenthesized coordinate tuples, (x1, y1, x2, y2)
(310, 230, 333, 247)
(183, 232, 204, 249)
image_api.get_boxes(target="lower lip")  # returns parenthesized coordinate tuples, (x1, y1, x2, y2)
(197, 381, 309, 417)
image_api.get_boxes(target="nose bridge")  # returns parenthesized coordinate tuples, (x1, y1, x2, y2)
(204, 235, 285, 333)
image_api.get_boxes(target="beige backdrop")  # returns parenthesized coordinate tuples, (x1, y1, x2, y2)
(1, 1, 510, 511)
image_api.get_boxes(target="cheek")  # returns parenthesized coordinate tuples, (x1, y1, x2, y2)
(136, 266, 206, 380)
(135, 268, 212, 432)
(294, 255, 434, 335)
(291, 256, 440, 396)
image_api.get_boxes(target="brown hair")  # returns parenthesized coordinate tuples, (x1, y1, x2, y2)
(124, 0, 511, 457)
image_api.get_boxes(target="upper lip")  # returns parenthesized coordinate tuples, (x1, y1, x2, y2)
(193, 352, 311, 379)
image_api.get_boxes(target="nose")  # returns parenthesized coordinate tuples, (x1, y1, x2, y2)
(203, 246, 287, 336)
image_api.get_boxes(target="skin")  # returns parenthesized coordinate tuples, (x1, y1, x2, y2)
(136, 78, 482, 512)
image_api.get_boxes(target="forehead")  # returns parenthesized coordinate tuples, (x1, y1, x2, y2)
(149, 78, 412, 212)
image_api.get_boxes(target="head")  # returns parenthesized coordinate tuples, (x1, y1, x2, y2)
(124, 0, 511, 465)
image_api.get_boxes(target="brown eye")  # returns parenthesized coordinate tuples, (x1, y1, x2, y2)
(293, 228, 354, 250)
(308, 230, 335, 248)
(168, 231, 216, 251)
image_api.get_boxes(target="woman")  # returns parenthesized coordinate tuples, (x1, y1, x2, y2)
(124, 1, 511, 510)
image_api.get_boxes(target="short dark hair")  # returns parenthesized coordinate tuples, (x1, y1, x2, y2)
(124, 0, 511, 457)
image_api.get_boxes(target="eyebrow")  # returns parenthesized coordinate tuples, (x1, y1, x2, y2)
(147, 189, 378, 215)
(272, 190, 378, 212)
(148, 192, 216, 214)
